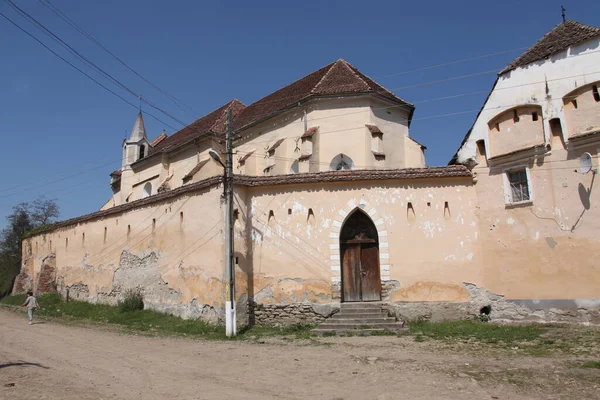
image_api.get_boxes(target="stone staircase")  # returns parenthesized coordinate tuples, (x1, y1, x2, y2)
(312, 302, 404, 335)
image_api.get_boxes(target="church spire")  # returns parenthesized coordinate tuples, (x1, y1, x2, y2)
(129, 112, 147, 142)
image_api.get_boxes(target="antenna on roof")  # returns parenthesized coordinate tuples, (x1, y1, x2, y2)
(561, 5, 566, 23)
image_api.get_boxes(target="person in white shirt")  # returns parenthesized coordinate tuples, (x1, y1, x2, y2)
(21, 291, 39, 325)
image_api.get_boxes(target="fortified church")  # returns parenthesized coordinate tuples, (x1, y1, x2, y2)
(15, 21, 600, 327)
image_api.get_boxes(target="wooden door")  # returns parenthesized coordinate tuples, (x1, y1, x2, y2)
(341, 244, 361, 302)
(360, 243, 381, 301)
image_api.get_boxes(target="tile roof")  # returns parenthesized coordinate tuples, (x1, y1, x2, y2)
(182, 159, 210, 182)
(238, 150, 255, 163)
(235, 166, 471, 187)
(32, 166, 471, 237)
(301, 126, 318, 138)
(365, 124, 383, 135)
(151, 99, 246, 154)
(232, 59, 413, 131)
(500, 20, 600, 74)
(268, 138, 285, 152)
(150, 132, 168, 147)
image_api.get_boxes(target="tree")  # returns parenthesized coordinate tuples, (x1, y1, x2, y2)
(0, 197, 59, 298)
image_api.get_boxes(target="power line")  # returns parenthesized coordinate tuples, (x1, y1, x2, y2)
(38, 0, 199, 118)
(0, 10, 178, 131)
(4, 0, 187, 127)
(377, 47, 529, 78)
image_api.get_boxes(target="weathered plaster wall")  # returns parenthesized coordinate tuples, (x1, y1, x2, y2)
(474, 143, 600, 302)
(488, 106, 544, 157)
(18, 186, 228, 323)
(245, 178, 482, 308)
(233, 96, 418, 176)
(563, 81, 600, 137)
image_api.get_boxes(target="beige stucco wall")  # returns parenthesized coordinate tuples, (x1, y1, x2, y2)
(245, 178, 482, 304)
(21, 186, 227, 321)
(474, 141, 600, 301)
(233, 96, 418, 175)
(563, 81, 600, 137)
(488, 106, 545, 158)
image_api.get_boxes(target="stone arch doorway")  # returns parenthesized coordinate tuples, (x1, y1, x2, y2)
(339, 209, 381, 302)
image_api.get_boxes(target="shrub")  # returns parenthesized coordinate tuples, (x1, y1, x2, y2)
(118, 289, 144, 313)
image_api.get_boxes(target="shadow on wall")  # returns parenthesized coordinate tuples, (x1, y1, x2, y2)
(572, 172, 595, 231)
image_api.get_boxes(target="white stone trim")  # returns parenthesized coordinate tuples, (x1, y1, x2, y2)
(328, 198, 391, 291)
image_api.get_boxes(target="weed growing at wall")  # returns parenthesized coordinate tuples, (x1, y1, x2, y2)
(118, 289, 144, 313)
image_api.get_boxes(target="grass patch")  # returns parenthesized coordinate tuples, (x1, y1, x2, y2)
(1, 293, 316, 341)
(582, 361, 600, 369)
(407, 320, 546, 344)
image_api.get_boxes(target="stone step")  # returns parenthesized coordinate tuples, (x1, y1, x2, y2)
(325, 319, 394, 325)
(311, 328, 388, 336)
(340, 303, 385, 309)
(328, 317, 394, 323)
(338, 311, 388, 318)
(317, 322, 400, 330)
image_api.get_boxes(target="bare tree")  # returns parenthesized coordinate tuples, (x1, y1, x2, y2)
(30, 197, 60, 226)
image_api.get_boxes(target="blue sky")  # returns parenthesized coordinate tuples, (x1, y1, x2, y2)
(1, 0, 599, 228)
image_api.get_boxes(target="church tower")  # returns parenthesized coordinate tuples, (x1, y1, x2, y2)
(122, 112, 149, 170)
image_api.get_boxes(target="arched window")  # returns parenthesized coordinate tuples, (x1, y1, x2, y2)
(142, 182, 152, 198)
(139, 145, 146, 160)
(330, 154, 354, 171)
(289, 159, 299, 174)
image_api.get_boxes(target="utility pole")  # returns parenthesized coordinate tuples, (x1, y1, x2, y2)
(224, 109, 236, 337)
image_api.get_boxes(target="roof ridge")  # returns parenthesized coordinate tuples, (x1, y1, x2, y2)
(311, 60, 339, 93)
(500, 19, 600, 74)
(338, 59, 373, 90)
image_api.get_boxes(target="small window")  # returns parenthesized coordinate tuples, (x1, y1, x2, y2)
(152, 218, 156, 232)
(512, 109, 519, 123)
(330, 154, 354, 171)
(143, 182, 152, 198)
(139, 145, 146, 160)
(507, 169, 530, 203)
(532, 112, 538, 121)
(593, 85, 600, 102)
(289, 160, 299, 174)
(127, 225, 131, 237)
(104, 227, 107, 244)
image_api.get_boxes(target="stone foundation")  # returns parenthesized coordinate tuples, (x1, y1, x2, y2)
(251, 302, 340, 326)
(384, 283, 600, 325)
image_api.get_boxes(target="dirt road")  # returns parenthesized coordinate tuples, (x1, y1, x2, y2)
(0, 309, 588, 400)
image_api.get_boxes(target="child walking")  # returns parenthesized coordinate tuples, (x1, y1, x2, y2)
(21, 291, 39, 325)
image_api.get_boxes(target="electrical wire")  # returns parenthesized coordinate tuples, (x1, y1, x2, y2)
(0, 10, 178, 131)
(4, 0, 187, 128)
(38, 0, 199, 118)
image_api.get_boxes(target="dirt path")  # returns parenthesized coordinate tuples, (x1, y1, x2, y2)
(0, 310, 592, 400)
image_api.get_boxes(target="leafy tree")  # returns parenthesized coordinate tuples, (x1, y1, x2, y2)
(0, 197, 59, 298)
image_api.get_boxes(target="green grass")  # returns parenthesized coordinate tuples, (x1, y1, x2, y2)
(582, 361, 600, 369)
(0, 293, 315, 341)
(407, 320, 546, 344)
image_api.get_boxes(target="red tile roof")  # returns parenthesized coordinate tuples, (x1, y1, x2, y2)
(302, 126, 319, 138)
(150, 132, 168, 147)
(151, 99, 246, 154)
(233, 59, 413, 131)
(500, 20, 600, 74)
(365, 124, 383, 135)
(182, 159, 210, 182)
(268, 138, 285, 152)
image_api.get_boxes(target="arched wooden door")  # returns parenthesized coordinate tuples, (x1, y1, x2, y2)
(340, 210, 381, 302)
